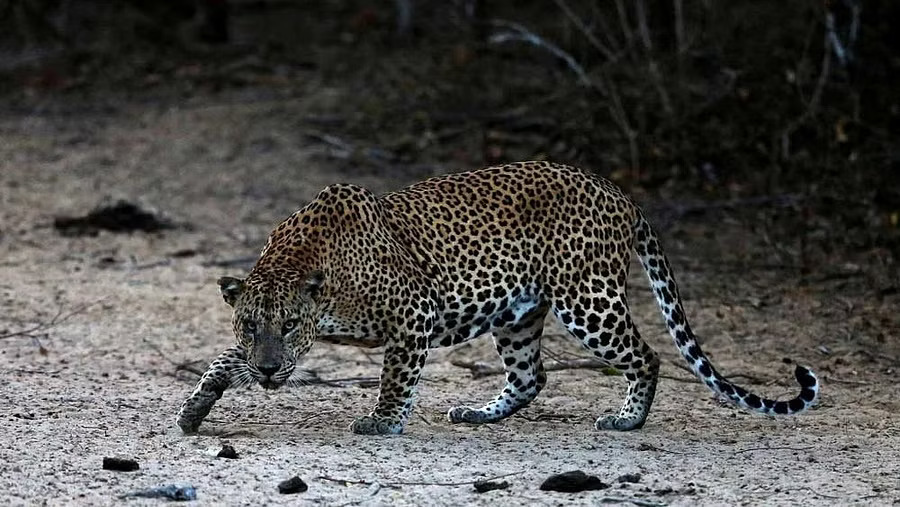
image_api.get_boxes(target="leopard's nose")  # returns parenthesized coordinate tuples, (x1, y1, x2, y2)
(258, 364, 280, 377)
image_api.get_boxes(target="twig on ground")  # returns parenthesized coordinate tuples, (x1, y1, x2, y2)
(318, 470, 524, 488)
(515, 413, 584, 423)
(207, 410, 340, 428)
(598, 497, 667, 507)
(0, 299, 104, 340)
(143, 339, 207, 378)
(636, 442, 683, 454)
(452, 358, 620, 379)
(307, 376, 381, 388)
(796, 486, 878, 501)
(733, 445, 814, 454)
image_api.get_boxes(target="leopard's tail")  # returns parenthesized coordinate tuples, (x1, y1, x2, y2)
(632, 212, 819, 415)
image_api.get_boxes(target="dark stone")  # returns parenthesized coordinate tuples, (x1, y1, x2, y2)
(54, 200, 176, 236)
(217, 444, 238, 459)
(616, 473, 642, 483)
(539, 470, 609, 492)
(473, 480, 510, 493)
(102, 457, 139, 472)
(278, 476, 308, 494)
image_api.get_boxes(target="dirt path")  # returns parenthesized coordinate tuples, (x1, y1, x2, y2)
(1, 95, 898, 506)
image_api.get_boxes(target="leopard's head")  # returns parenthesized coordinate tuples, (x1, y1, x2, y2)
(217, 269, 324, 389)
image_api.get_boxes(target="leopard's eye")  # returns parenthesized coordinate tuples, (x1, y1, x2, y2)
(243, 321, 257, 333)
(282, 319, 298, 335)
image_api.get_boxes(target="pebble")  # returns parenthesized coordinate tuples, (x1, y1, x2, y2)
(617, 473, 642, 483)
(278, 476, 308, 494)
(540, 470, 609, 492)
(102, 457, 139, 472)
(217, 444, 238, 459)
(473, 480, 510, 493)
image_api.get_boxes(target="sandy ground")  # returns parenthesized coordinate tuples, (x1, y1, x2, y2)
(1, 93, 899, 506)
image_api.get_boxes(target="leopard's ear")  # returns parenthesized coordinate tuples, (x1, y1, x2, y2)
(304, 270, 324, 300)
(217, 276, 245, 307)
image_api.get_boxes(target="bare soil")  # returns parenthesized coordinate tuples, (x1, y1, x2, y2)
(1, 90, 898, 506)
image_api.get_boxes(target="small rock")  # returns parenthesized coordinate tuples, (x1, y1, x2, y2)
(617, 473, 642, 484)
(473, 480, 510, 493)
(540, 471, 609, 492)
(217, 444, 238, 459)
(278, 476, 308, 494)
(102, 457, 139, 472)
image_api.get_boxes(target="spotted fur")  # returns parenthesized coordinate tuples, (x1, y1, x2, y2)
(176, 162, 819, 435)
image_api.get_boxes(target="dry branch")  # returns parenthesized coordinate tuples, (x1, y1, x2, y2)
(0, 299, 103, 341)
(318, 471, 523, 488)
(452, 358, 620, 379)
(552, 0, 618, 62)
(781, 16, 833, 159)
(634, 0, 673, 115)
(488, 19, 592, 87)
(733, 445, 814, 454)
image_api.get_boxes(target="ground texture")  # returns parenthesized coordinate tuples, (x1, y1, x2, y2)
(1, 92, 898, 506)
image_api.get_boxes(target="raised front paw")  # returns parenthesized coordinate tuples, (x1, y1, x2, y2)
(594, 414, 646, 431)
(350, 414, 405, 435)
(446, 405, 489, 424)
(176, 390, 222, 434)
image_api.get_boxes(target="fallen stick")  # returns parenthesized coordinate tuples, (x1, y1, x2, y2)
(0, 299, 104, 340)
(452, 358, 620, 379)
(318, 470, 522, 488)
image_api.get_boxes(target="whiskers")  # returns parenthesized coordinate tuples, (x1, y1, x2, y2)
(225, 358, 313, 389)
(285, 368, 319, 388)
(228, 362, 257, 389)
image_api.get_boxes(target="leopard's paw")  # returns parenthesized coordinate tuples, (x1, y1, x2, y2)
(446, 406, 489, 424)
(176, 414, 201, 434)
(350, 414, 405, 435)
(594, 414, 646, 431)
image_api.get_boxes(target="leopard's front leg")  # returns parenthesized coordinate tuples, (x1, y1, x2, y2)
(350, 335, 428, 435)
(176, 346, 247, 434)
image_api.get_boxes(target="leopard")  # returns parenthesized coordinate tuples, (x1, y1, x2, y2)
(176, 161, 819, 435)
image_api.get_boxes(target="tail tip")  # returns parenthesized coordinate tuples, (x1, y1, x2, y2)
(793, 364, 820, 408)
(794, 365, 818, 389)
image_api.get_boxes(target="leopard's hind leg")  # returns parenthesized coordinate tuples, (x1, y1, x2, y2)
(447, 303, 549, 424)
(552, 283, 660, 431)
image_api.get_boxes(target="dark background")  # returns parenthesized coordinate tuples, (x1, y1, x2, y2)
(1, 0, 897, 270)
(1, 4, 899, 503)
